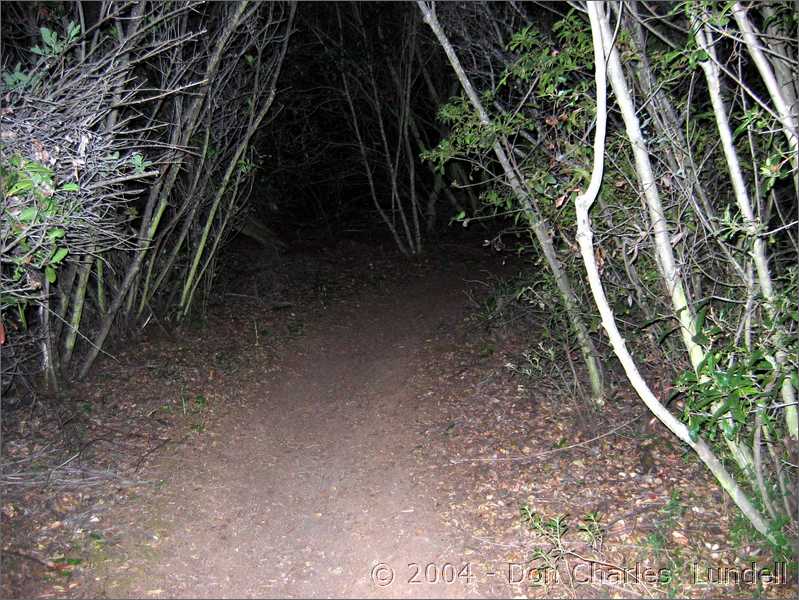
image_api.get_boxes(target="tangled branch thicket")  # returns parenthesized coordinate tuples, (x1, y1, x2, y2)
(419, 0, 797, 551)
(1, 1, 295, 393)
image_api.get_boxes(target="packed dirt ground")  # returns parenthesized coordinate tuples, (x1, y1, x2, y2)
(2, 240, 796, 598)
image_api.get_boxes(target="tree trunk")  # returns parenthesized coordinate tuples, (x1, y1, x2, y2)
(597, 3, 757, 475)
(693, 10, 798, 440)
(575, 2, 776, 544)
(417, 0, 604, 405)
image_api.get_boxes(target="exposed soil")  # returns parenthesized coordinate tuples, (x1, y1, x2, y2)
(93, 245, 483, 598)
(2, 241, 796, 599)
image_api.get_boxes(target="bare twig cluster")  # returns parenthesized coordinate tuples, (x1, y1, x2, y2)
(1, 1, 296, 394)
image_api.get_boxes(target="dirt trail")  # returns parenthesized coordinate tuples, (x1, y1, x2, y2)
(114, 260, 478, 598)
(7, 247, 788, 599)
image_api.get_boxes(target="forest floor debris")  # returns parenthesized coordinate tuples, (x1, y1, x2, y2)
(2, 241, 795, 598)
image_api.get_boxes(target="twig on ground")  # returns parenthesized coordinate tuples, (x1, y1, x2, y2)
(447, 416, 641, 464)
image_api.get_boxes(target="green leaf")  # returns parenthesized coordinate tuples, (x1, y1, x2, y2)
(51, 247, 69, 264)
(662, 50, 683, 65)
(44, 28, 59, 48)
(45, 265, 57, 283)
(689, 49, 710, 67)
(688, 422, 700, 442)
(692, 306, 709, 346)
(60, 182, 79, 192)
(694, 305, 707, 332)
(67, 22, 81, 42)
(17, 302, 28, 328)
(18, 206, 37, 222)
(25, 161, 53, 177)
(698, 351, 716, 373)
(47, 228, 65, 240)
(7, 180, 33, 197)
